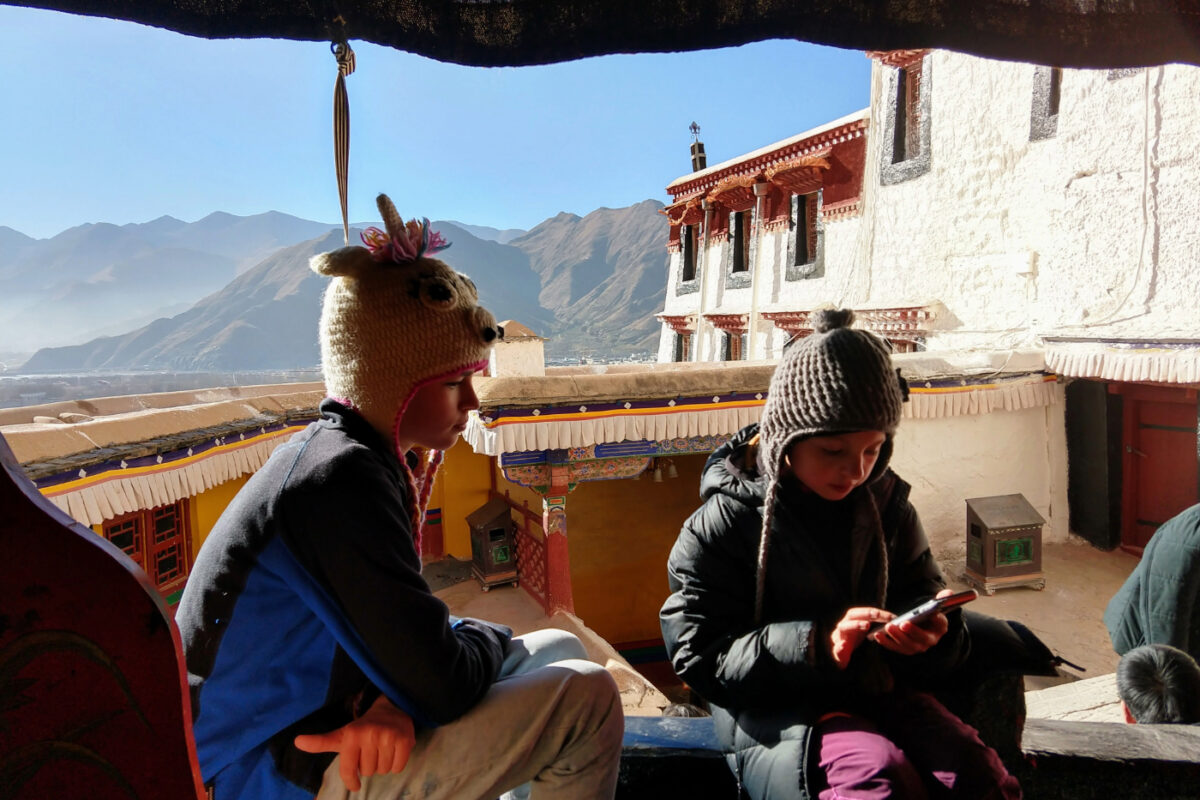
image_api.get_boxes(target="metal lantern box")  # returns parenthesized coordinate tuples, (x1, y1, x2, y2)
(963, 494, 1045, 594)
(466, 497, 519, 591)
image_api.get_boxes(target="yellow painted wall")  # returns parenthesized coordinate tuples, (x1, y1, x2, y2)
(492, 453, 707, 647)
(191, 475, 250, 559)
(432, 440, 496, 560)
(564, 455, 704, 645)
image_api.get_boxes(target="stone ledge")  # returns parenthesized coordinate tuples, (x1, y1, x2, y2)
(1018, 718, 1200, 798)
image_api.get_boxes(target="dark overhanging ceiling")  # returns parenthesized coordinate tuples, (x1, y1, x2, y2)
(7, 0, 1200, 68)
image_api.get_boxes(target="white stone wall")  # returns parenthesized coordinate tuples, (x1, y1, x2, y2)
(861, 55, 1200, 347)
(490, 339, 546, 377)
(890, 386, 1070, 568)
(658, 55, 1200, 357)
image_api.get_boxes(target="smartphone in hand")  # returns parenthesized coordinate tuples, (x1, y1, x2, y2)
(868, 589, 978, 637)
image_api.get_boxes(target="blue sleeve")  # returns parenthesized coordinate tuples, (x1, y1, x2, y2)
(277, 444, 511, 727)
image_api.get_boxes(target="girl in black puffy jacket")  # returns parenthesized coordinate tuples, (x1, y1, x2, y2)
(660, 309, 1021, 800)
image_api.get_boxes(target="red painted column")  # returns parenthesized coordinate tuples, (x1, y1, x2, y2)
(542, 457, 574, 614)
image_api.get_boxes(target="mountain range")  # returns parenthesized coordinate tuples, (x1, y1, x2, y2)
(4, 201, 668, 372)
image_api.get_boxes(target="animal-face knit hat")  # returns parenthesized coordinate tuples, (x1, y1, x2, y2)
(754, 308, 908, 620)
(311, 194, 501, 544)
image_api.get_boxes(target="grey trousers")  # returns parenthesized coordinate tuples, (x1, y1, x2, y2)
(315, 629, 624, 800)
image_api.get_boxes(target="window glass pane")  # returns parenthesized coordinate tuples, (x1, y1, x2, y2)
(153, 506, 177, 543)
(104, 517, 143, 564)
(155, 544, 180, 583)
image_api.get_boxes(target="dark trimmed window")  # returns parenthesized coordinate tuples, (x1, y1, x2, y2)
(794, 193, 817, 267)
(673, 332, 693, 362)
(1031, 66, 1062, 141)
(731, 210, 751, 273)
(1047, 67, 1062, 116)
(893, 62, 923, 164)
(721, 332, 745, 361)
(881, 57, 931, 185)
(103, 499, 192, 602)
(681, 224, 698, 282)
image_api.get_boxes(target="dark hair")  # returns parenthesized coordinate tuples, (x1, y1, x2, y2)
(1116, 644, 1200, 724)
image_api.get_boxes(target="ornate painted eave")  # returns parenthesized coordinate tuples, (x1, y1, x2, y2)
(661, 197, 703, 227)
(760, 306, 936, 341)
(867, 49, 931, 68)
(666, 111, 869, 201)
(703, 313, 749, 334)
(763, 154, 831, 196)
(656, 314, 698, 334)
(1043, 337, 1200, 385)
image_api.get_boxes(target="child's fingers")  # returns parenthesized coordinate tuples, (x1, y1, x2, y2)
(359, 739, 379, 779)
(341, 742, 362, 791)
(841, 606, 893, 625)
(390, 738, 413, 774)
(875, 613, 946, 654)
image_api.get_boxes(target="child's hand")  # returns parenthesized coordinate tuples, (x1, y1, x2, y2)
(870, 589, 953, 656)
(830, 606, 895, 669)
(294, 694, 415, 791)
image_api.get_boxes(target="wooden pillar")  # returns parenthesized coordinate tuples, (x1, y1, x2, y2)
(543, 450, 574, 613)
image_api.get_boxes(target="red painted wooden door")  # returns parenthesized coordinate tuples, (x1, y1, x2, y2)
(1117, 384, 1199, 554)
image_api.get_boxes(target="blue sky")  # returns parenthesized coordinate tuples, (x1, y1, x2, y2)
(0, 6, 872, 240)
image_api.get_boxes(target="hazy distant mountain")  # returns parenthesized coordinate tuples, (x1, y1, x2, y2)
(511, 200, 666, 359)
(0, 211, 339, 353)
(446, 222, 527, 245)
(21, 225, 549, 372)
(16, 201, 668, 371)
(0, 226, 34, 265)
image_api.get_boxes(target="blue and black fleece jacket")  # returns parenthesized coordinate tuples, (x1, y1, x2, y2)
(177, 399, 511, 800)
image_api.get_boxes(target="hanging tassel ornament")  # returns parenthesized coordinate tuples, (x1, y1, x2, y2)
(332, 39, 356, 245)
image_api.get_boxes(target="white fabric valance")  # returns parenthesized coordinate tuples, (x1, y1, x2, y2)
(1045, 341, 1200, 384)
(40, 430, 297, 527)
(464, 405, 763, 456)
(464, 374, 1058, 457)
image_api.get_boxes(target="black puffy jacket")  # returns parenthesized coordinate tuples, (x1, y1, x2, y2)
(660, 424, 968, 798)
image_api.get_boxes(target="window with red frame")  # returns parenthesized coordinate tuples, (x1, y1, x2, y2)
(102, 499, 192, 602)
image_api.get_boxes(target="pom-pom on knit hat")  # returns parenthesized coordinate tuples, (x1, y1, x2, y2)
(311, 193, 501, 549)
(753, 308, 908, 621)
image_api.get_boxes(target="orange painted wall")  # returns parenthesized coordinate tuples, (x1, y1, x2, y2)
(494, 453, 707, 646)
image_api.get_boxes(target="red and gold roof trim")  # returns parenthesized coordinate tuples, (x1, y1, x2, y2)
(703, 313, 749, 334)
(656, 314, 697, 335)
(666, 116, 868, 201)
(866, 49, 930, 69)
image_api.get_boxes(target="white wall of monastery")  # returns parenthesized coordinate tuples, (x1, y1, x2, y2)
(660, 55, 1200, 358)
(490, 338, 546, 377)
(890, 391, 1070, 566)
(860, 55, 1200, 347)
(764, 214, 868, 351)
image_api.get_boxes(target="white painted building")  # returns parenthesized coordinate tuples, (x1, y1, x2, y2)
(656, 49, 1200, 561)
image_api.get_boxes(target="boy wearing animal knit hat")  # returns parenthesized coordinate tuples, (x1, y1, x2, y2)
(660, 309, 1020, 800)
(178, 195, 622, 800)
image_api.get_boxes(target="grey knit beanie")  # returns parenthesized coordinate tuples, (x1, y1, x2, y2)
(758, 308, 904, 479)
(754, 308, 908, 621)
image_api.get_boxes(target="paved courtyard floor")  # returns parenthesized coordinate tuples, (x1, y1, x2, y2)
(941, 538, 1140, 721)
